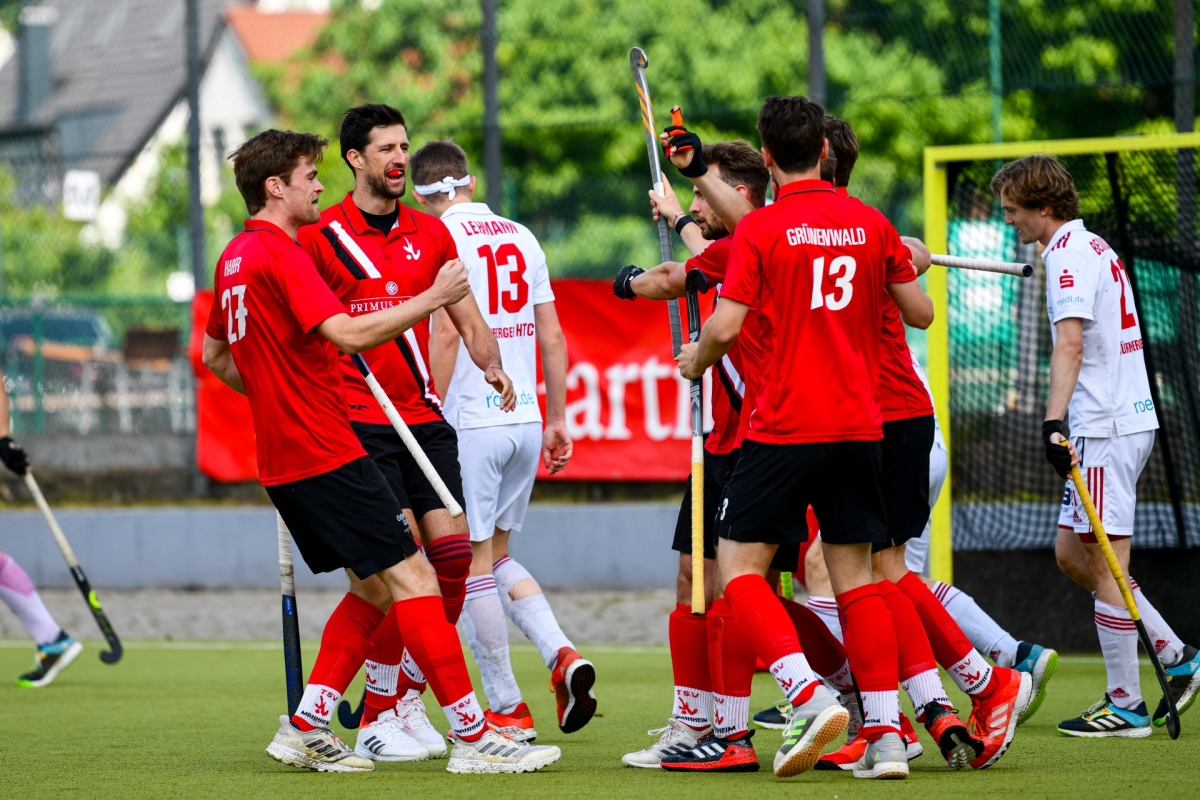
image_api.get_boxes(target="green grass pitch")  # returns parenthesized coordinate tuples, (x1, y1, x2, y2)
(3, 640, 1198, 798)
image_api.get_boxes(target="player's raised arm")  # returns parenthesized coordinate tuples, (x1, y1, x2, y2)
(659, 109, 756, 232)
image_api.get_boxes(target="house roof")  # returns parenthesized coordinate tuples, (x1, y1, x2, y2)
(0, 0, 250, 185)
(225, 6, 328, 63)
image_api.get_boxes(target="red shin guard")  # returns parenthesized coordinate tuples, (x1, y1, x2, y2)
(896, 570, 974, 669)
(424, 534, 472, 625)
(725, 574, 817, 705)
(669, 603, 712, 729)
(877, 580, 938, 681)
(779, 596, 847, 678)
(361, 603, 406, 727)
(391, 595, 474, 707)
(707, 598, 756, 739)
(836, 583, 898, 693)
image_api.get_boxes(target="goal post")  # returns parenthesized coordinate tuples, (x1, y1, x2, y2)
(923, 132, 1200, 584)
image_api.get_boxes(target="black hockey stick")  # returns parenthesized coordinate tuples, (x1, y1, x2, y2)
(337, 687, 367, 729)
(684, 269, 707, 614)
(277, 513, 304, 718)
(24, 472, 122, 664)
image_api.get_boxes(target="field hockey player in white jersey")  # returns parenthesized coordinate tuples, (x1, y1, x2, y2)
(993, 155, 1199, 739)
(411, 140, 598, 742)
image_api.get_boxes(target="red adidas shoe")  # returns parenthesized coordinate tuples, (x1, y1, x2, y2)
(967, 667, 1033, 769)
(549, 646, 597, 733)
(919, 702, 981, 770)
(484, 702, 537, 743)
(817, 714, 922, 771)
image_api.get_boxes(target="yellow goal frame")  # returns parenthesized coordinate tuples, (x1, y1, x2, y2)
(922, 132, 1200, 583)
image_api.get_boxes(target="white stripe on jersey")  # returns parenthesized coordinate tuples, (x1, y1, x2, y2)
(720, 353, 745, 398)
(329, 220, 382, 278)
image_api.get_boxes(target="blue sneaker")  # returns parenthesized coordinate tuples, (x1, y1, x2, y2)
(1058, 695, 1151, 738)
(16, 630, 83, 687)
(1013, 641, 1058, 725)
(1154, 644, 1200, 727)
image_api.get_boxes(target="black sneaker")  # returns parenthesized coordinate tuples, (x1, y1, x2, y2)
(1058, 695, 1151, 738)
(16, 630, 83, 688)
(660, 731, 759, 772)
(752, 699, 790, 730)
(1154, 645, 1200, 727)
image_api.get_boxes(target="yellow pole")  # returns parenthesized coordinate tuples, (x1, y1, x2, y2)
(924, 150, 953, 584)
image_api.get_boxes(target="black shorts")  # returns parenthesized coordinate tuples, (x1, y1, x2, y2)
(266, 456, 420, 578)
(673, 449, 740, 559)
(717, 439, 887, 547)
(352, 420, 467, 521)
(874, 415, 935, 553)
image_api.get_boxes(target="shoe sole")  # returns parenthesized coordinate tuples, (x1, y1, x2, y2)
(559, 657, 597, 734)
(446, 750, 562, 774)
(974, 672, 1033, 770)
(266, 742, 373, 772)
(1056, 726, 1152, 739)
(852, 760, 909, 780)
(753, 721, 787, 730)
(661, 756, 760, 773)
(18, 641, 84, 688)
(1018, 649, 1059, 726)
(353, 742, 430, 762)
(621, 757, 663, 769)
(941, 732, 977, 771)
(487, 725, 537, 743)
(773, 706, 849, 778)
(1154, 668, 1200, 727)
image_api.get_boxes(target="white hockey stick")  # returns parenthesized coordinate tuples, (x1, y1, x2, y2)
(931, 254, 1033, 277)
(350, 353, 464, 518)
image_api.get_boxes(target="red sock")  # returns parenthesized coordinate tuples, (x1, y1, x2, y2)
(877, 580, 937, 681)
(725, 574, 818, 706)
(392, 595, 485, 742)
(779, 596, 847, 678)
(669, 603, 712, 730)
(361, 603, 406, 727)
(837, 583, 900, 740)
(292, 592, 383, 731)
(707, 598, 756, 739)
(425, 534, 472, 625)
(896, 571, 998, 697)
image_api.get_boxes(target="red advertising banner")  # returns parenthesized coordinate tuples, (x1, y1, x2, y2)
(192, 279, 707, 483)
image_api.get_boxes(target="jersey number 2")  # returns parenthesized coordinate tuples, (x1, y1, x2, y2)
(1110, 258, 1137, 330)
(479, 244, 529, 314)
(222, 285, 248, 344)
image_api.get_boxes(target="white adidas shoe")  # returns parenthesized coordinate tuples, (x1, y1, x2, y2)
(621, 718, 711, 768)
(446, 729, 561, 774)
(395, 689, 448, 758)
(265, 715, 374, 772)
(354, 707, 430, 761)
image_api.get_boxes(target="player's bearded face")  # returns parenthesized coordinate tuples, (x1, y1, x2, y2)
(690, 190, 729, 240)
(361, 124, 410, 201)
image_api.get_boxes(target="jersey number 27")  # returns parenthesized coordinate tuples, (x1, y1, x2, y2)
(478, 243, 529, 314)
(1110, 258, 1137, 330)
(222, 285, 249, 344)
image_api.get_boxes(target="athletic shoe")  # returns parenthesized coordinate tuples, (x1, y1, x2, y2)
(16, 631, 82, 688)
(772, 684, 849, 778)
(484, 702, 538, 743)
(815, 714, 922, 771)
(660, 730, 760, 772)
(446, 729, 561, 774)
(899, 712, 923, 760)
(920, 702, 981, 770)
(1154, 644, 1200, 727)
(966, 667, 1032, 769)
(1058, 696, 1152, 738)
(1013, 641, 1059, 725)
(622, 718, 711, 768)
(266, 715, 374, 772)
(353, 707, 430, 761)
(549, 646, 596, 734)
(842, 689, 864, 741)
(852, 732, 909, 780)
(752, 699, 790, 730)
(395, 688, 448, 758)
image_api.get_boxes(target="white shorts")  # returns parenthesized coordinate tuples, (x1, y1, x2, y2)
(905, 440, 948, 575)
(457, 421, 542, 543)
(1058, 430, 1154, 541)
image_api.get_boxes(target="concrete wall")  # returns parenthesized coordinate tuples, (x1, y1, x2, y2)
(0, 503, 680, 591)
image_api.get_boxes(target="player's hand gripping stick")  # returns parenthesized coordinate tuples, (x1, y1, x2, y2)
(1063, 442, 1181, 739)
(23, 472, 123, 664)
(685, 269, 708, 614)
(277, 513, 304, 718)
(930, 254, 1033, 277)
(351, 353, 464, 518)
(629, 47, 683, 357)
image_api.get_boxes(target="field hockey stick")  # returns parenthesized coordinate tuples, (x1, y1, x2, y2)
(277, 513, 304, 718)
(350, 353, 464, 518)
(1064, 444, 1180, 739)
(684, 269, 707, 614)
(630, 47, 683, 357)
(23, 472, 122, 664)
(338, 687, 367, 729)
(931, 254, 1033, 277)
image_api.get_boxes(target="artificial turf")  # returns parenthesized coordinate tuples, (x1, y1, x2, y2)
(2, 639, 1197, 799)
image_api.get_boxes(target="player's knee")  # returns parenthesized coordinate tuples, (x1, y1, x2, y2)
(426, 533, 473, 584)
(676, 555, 694, 604)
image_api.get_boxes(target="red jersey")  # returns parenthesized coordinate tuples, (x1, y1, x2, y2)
(299, 194, 461, 426)
(205, 220, 365, 485)
(721, 179, 916, 444)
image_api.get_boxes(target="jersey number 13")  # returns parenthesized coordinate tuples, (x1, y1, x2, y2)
(478, 243, 529, 314)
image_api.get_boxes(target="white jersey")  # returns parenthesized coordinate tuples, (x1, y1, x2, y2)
(1043, 219, 1158, 438)
(909, 349, 945, 451)
(441, 202, 554, 430)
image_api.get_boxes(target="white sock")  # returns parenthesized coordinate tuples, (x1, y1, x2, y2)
(933, 581, 1020, 667)
(713, 693, 750, 739)
(1130, 578, 1185, 667)
(805, 596, 843, 642)
(461, 576, 523, 715)
(294, 684, 339, 728)
(442, 691, 487, 740)
(1095, 598, 1142, 710)
(861, 689, 902, 735)
(363, 659, 399, 702)
(674, 686, 713, 729)
(825, 657, 855, 694)
(769, 652, 819, 705)
(494, 557, 573, 668)
(401, 650, 426, 686)
(946, 650, 995, 696)
(901, 668, 951, 712)
(0, 552, 61, 645)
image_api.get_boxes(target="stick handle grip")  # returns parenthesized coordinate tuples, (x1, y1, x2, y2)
(1068, 460, 1140, 619)
(931, 254, 1033, 277)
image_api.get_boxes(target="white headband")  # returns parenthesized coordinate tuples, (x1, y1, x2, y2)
(413, 175, 471, 198)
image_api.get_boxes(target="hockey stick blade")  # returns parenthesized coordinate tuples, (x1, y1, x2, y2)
(338, 688, 367, 729)
(1137, 617, 1181, 739)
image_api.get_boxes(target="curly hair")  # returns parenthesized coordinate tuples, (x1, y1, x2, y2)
(990, 155, 1080, 221)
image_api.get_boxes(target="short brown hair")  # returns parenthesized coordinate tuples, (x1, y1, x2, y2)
(823, 116, 858, 188)
(340, 103, 407, 173)
(990, 155, 1080, 220)
(701, 140, 769, 208)
(756, 95, 825, 174)
(230, 130, 328, 214)
(409, 140, 469, 188)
